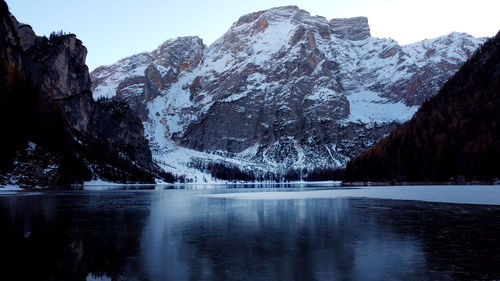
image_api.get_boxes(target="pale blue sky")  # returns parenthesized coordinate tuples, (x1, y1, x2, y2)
(6, 0, 500, 71)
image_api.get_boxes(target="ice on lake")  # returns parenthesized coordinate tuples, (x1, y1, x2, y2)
(203, 185, 500, 205)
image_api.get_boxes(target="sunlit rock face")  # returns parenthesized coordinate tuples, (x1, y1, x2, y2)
(91, 5, 484, 177)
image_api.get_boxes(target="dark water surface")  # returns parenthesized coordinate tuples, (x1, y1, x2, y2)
(1, 186, 500, 281)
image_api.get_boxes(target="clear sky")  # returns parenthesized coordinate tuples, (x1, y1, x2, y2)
(5, 0, 500, 71)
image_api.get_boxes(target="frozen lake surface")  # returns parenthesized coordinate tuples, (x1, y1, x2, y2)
(1, 184, 499, 280)
(204, 185, 500, 205)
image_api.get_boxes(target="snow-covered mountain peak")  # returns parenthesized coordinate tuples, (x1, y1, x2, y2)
(403, 32, 479, 63)
(233, 6, 304, 27)
(90, 7, 485, 180)
(216, 6, 371, 57)
(153, 36, 204, 57)
(230, 7, 371, 43)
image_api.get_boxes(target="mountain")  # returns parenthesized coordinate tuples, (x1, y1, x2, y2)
(91, 6, 484, 180)
(0, 0, 169, 186)
(344, 31, 500, 183)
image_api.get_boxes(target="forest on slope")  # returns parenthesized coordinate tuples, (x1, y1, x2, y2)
(344, 31, 500, 183)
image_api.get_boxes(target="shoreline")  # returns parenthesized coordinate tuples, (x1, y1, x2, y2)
(2, 179, 499, 191)
(342, 180, 500, 187)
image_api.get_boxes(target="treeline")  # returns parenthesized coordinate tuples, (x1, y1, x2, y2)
(206, 163, 257, 181)
(305, 167, 345, 181)
(189, 160, 267, 182)
(49, 30, 69, 40)
(188, 160, 345, 182)
(280, 167, 345, 182)
(344, 31, 500, 182)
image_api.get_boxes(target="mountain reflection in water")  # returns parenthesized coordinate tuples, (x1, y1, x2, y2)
(1, 187, 499, 280)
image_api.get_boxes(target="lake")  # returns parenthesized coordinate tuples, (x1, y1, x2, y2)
(1, 184, 500, 280)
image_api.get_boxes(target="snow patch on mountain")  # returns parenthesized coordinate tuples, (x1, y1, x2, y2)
(251, 19, 294, 66)
(305, 87, 338, 102)
(92, 54, 151, 100)
(345, 90, 419, 124)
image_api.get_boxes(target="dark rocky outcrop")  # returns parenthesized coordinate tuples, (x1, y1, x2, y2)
(0, 0, 162, 186)
(344, 31, 500, 183)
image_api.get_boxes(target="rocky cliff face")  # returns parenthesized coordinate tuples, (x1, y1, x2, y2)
(91, 6, 484, 179)
(0, 0, 159, 185)
(330, 17, 371, 41)
(92, 37, 205, 121)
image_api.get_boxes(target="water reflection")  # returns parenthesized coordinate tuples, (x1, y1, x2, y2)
(142, 192, 432, 280)
(1, 187, 500, 280)
(0, 191, 151, 281)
